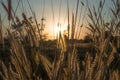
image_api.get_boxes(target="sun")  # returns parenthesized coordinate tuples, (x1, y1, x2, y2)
(54, 23, 67, 38)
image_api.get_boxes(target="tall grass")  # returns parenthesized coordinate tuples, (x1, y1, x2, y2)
(0, 0, 120, 80)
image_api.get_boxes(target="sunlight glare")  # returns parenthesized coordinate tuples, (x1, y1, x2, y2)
(54, 23, 67, 39)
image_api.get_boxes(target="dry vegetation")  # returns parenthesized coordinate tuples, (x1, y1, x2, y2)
(0, 0, 120, 80)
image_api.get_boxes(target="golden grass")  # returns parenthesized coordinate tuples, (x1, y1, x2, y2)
(0, 0, 120, 80)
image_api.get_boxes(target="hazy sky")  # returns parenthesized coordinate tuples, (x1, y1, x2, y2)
(0, 0, 113, 39)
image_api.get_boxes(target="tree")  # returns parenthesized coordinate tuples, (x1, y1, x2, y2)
(83, 35, 93, 43)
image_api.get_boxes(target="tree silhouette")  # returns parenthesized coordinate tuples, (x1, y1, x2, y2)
(83, 35, 93, 43)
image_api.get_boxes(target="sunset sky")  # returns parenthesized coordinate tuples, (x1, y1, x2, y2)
(0, 0, 113, 39)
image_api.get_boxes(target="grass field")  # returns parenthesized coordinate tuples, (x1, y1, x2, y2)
(0, 0, 120, 80)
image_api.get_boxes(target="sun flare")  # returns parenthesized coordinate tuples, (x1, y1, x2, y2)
(54, 24, 67, 38)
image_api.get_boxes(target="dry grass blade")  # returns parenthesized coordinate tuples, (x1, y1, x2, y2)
(0, 60, 10, 80)
(8, 0, 12, 20)
(71, 13, 75, 39)
(0, 14, 4, 51)
(38, 54, 52, 80)
(0, 0, 120, 80)
(111, 9, 117, 18)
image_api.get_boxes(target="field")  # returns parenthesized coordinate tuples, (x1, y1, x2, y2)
(0, 0, 120, 80)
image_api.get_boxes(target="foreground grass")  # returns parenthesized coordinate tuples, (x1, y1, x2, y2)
(0, 0, 120, 80)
